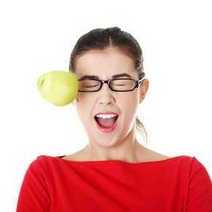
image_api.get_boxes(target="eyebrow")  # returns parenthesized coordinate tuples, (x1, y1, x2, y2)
(79, 73, 133, 80)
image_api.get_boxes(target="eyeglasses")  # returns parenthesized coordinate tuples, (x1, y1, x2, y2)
(78, 72, 145, 92)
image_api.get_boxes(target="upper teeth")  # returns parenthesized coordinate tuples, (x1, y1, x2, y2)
(95, 114, 118, 119)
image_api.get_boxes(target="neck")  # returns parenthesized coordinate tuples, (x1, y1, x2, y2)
(83, 127, 144, 162)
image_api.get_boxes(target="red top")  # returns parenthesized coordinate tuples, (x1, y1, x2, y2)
(16, 155, 212, 212)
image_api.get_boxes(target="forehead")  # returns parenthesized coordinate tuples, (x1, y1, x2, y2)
(75, 47, 137, 78)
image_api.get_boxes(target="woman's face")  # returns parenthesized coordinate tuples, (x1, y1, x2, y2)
(74, 47, 147, 148)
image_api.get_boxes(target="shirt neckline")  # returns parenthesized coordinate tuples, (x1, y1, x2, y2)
(52, 155, 186, 165)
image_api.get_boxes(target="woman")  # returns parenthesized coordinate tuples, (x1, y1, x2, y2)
(16, 27, 212, 211)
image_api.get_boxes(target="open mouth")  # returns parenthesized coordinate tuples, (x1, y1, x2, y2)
(94, 114, 119, 129)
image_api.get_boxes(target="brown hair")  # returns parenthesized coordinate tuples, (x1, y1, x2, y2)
(69, 27, 148, 144)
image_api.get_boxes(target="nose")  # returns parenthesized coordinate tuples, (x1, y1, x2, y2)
(98, 80, 116, 105)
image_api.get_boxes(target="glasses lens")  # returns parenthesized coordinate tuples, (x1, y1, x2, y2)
(111, 79, 136, 91)
(79, 79, 100, 92)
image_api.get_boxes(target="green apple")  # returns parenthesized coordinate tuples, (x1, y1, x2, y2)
(37, 70, 79, 106)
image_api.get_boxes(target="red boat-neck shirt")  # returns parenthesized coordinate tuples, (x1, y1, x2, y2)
(16, 155, 212, 212)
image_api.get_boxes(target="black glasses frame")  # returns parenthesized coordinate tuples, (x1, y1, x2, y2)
(78, 73, 145, 92)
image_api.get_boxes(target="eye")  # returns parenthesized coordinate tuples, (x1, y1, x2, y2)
(80, 80, 99, 87)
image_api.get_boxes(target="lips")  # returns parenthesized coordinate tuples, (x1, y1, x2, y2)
(94, 115, 118, 125)
(93, 111, 119, 129)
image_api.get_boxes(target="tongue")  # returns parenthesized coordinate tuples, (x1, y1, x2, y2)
(96, 117, 116, 128)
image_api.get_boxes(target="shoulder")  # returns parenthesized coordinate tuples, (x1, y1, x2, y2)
(184, 156, 212, 210)
(144, 150, 207, 175)
(139, 146, 194, 164)
(21, 154, 68, 185)
(188, 156, 212, 181)
(25, 154, 62, 173)
(172, 155, 212, 192)
(29, 154, 51, 167)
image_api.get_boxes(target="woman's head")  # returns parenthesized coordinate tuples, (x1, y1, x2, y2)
(69, 27, 149, 148)
(70, 27, 144, 79)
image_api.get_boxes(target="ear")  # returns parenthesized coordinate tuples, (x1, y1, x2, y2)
(139, 79, 149, 103)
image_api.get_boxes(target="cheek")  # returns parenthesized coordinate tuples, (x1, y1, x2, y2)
(119, 92, 139, 107)
(119, 95, 139, 121)
(76, 100, 92, 123)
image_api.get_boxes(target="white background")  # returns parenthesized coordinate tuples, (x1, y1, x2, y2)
(0, 0, 212, 211)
